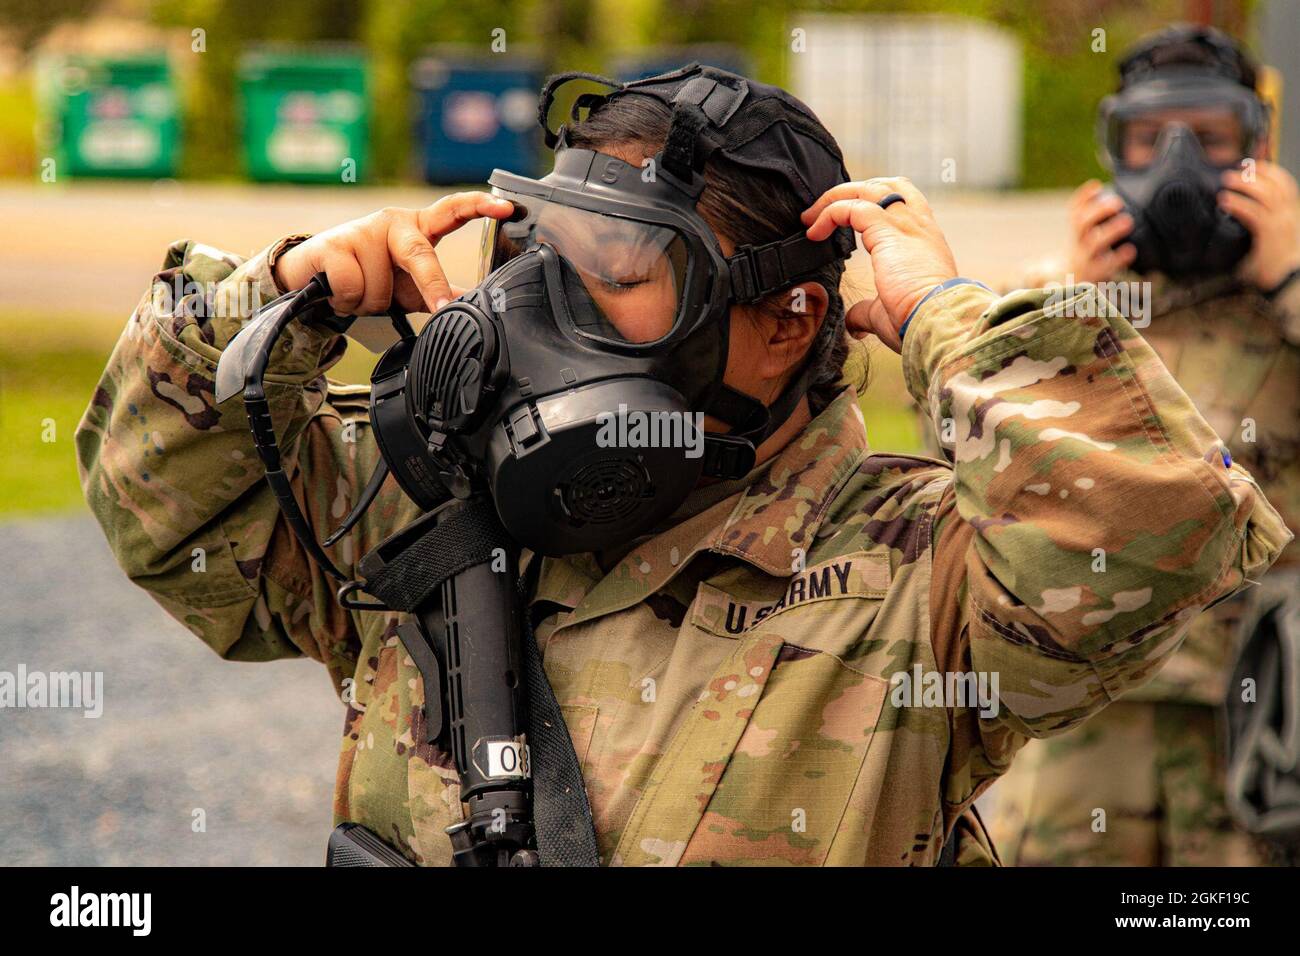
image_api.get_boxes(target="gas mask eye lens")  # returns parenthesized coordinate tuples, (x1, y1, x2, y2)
(479, 196, 690, 347)
(1118, 111, 1246, 171)
(561, 228, 686, 345)
(478, 205, 539, 282)
(1118, 119, 1165, 170)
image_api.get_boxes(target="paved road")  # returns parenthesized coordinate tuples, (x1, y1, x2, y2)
(0, 515, 342, 865)
(0, 181, 487, 318)
(0, 180, 1073, 320)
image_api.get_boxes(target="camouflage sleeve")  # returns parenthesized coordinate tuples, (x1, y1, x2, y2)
(75, 239, 376, 691)
(903, 282, 1292, 782)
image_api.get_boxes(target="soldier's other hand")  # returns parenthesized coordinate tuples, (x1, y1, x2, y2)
(1220, 161, 1300, 291)
(803, 177, 957, 353)
(1065, 180, 1136, 284)
(272, 193, 516, 315)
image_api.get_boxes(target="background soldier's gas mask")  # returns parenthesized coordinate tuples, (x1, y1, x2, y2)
(1097, 30, 1271, 279)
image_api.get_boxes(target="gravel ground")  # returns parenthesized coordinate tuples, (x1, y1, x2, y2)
(0, 515, 343, 866)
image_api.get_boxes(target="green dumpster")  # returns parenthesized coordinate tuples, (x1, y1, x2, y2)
(44, 54, 180, 178)
(238, 49, 369, 183)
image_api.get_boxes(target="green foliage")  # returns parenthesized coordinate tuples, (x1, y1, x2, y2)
(1004, 0, 1188, 187)
(148, 0, 370, 178)
(360, 0, 535, 181)
(858, 354, 925, 454)
(4, 0, 1269, 187)
(0, 77, 37, 177)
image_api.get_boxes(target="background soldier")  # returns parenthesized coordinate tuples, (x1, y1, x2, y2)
(985, 25, 1300, 866)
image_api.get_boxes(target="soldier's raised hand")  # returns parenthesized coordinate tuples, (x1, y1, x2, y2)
(803, 177, 957, 353)
(1064, 179, 1137, 284)
(1219, 160, 1300, 291)
(273, 192, 515, 315)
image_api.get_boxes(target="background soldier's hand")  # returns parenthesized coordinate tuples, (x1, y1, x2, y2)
(803, 177, 957, 353)
(1220, 160, 1300, 291)
(1064, 179, 1136, 284)
(273, 192, 515, 315)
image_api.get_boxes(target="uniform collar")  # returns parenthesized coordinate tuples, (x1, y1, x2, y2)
(530, 387, 870, 628)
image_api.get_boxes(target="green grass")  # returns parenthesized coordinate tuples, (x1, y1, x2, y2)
(856, 349, 926, 455)
(860, 395, 925, 454)
(0, 311, 923, 518)
(0, 316, 111, 516)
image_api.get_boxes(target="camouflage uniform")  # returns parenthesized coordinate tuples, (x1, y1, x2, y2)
(986, 273, 1300, 865)
(75, 240, 1290, 866)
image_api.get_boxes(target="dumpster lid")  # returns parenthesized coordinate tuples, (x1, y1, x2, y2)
(239, 43, 368, 77)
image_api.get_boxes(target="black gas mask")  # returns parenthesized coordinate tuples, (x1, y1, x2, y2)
(1097, 65, 1269, 279)
(217, 65, 855, 559)
(372, 142, 845, 555)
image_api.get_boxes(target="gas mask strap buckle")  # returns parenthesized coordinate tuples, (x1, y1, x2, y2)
(697, 385, 766, 479)
(706, 383, 769, 435)
(700, 331, 824, 481)
(727, 227, 855, 304)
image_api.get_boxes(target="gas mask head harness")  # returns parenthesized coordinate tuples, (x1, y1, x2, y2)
(1097, 25, 1269, 278)
(216, 64, 856, 567)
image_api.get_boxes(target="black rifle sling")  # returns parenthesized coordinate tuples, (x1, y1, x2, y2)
(361, 497, 600, 867)
(360, 501, 512, 612)
(519, 580, 602, 867)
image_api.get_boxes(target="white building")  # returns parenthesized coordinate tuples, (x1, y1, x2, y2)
(789, 13, 1023, 189)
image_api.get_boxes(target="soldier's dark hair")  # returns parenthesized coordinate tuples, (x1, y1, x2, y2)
(565, 94, 852, 413)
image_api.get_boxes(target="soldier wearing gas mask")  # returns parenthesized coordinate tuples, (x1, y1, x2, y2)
(987, 26, 1300, 866)
(77, 65, 1288, 866)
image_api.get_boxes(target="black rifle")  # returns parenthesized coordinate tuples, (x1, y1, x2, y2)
(216, 277, 599, 867)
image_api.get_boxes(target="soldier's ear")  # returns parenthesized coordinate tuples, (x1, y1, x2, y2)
(757, 282, 829, 378)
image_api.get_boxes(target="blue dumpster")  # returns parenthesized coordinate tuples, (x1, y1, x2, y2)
(413, 53, 544, 183)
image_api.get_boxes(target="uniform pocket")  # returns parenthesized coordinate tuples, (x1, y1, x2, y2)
(385, 636, 460, 867)
(680, 645, 888, 865)
(407, 756, 463, 866)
